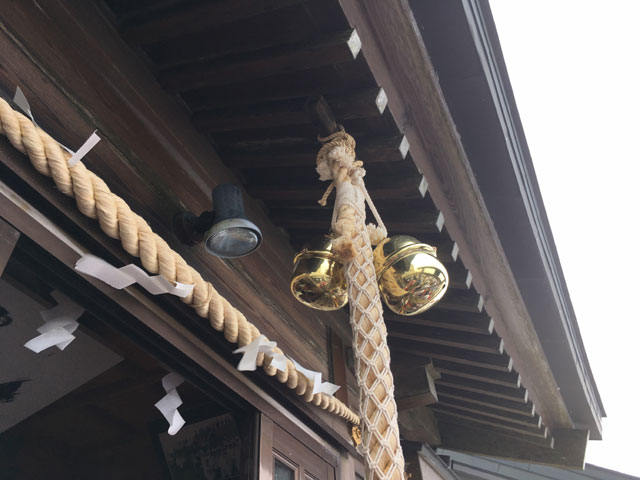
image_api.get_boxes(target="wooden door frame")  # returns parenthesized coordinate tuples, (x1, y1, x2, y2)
(260, 414, 343, 480)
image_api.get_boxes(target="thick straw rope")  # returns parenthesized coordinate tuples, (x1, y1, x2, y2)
(316, 129, 404, 480)
(0, 97, 359, 425)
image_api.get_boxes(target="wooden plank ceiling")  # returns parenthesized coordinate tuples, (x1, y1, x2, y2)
(101, 0, 553, 450)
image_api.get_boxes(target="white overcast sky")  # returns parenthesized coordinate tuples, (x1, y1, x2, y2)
(488, 0, 640, 476)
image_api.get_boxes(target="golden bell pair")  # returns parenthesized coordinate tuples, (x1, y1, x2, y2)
(290, 235, 449, 316)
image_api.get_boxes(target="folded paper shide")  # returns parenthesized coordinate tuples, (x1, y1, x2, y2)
(13, 86, 101, 167)
(24, 291, 84, 353)
(290, 358, 340, 396)
(233, 335, 340, 396)
(233, 335, 278, 372)
(75, 254, 194, 297)
(155, 372, 186, 436)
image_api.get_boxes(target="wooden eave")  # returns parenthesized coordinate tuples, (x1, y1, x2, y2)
(409, 0, 604, 439)
(0, 0, 593, 468)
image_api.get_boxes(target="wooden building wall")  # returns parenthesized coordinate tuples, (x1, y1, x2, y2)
(0, 0, 356, 404)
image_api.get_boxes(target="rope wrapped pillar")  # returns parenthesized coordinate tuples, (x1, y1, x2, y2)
(316, 129, 404, 480)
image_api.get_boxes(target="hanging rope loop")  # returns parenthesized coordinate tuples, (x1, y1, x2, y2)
(316, 127, 387, 248)
(315, 126, 404, 480)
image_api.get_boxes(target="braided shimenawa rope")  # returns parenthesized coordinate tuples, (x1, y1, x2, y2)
(0, 97, 359, 425)
(317, 130, 404, 480)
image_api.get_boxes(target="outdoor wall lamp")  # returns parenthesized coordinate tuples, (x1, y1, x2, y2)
(173, 184, 262, 258)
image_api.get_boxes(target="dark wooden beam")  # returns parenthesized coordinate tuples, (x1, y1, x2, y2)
(390, 341, 513, 372)
(269, 206, 440, 234)
(180, 56, 376, 110)
(444, 259, 472, 290)
(433, 405, 550, 441)
(419, 233, 457, 263)
(436, 374, 528, 404)
(122, 0, 303, 45)
(288, 229, 457, 263)
(432, 360, 520, 387)
(392, 364, 438, 411)
(223, 134, 408, 169)
(329, 87, 388, 119)
(0, 217, 20, 276)
(398, 406, 441, 445)
(438, 421, 588, 468)
(305, 96, 339, 137)
(434, 288, 484, 313)
(194, 100, 309, 134)
(328, 328, 348, 405)
(387, 322, 503, 355)
(144, 3, 338, 69)
(436, 396, 541, 428)
(249, 174, 425, 202)
(159, 30, 361, 92)
(193, 87, 387, 133)
(385, 310, 494, 336)
(437, 384, 535, 417)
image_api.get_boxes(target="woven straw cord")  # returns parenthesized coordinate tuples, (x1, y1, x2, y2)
(316, 130, 404, 480)
(0, 97, 359, 425)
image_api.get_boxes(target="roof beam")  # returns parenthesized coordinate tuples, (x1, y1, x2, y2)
(436, 396, 541, 428)
(438, 421, 588, 468)
(159, 30, 361, 92)
(391, 343, 513, 373)
(193, 87, 387, 132)
(437, 384, 535, 417)
(180, 56, 376, 109)
(387, 322, 503, 354)
(433, 406, 551, 442)
(436, 374, 528, 403)
(122, 0, 303, 45)
(386, 310, 494, 336)
(222, 134, 409, 168)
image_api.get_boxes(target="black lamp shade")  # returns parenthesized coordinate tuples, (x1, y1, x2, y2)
(204, 184, 262, 258)
(173, 184, 262, 258)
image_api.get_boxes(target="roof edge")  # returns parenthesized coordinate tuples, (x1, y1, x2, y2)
(465, 0, 605, 428)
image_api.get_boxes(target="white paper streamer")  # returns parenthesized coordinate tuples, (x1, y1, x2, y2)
(231, 336, 339, 396)
(68, 131, 101, 167)
(290, 358, 340, 396)
(13, 86, 37, 127)
(75, 254, 194, 298)
(267, 352, 288, 372)
(24, 291, 84, 353)
(233, 335, 277, 371)
(155, 373, 186, 436)
(13, 87, 100, 166)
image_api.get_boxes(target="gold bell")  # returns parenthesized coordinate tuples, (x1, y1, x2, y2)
(290, 236, 348, 311)
(373, 235, 449, 316)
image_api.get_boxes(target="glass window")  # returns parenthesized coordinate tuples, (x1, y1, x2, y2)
(274, 459, 296, 480)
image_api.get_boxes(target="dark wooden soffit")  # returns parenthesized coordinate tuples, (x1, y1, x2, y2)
(336, 0, 573, 433)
